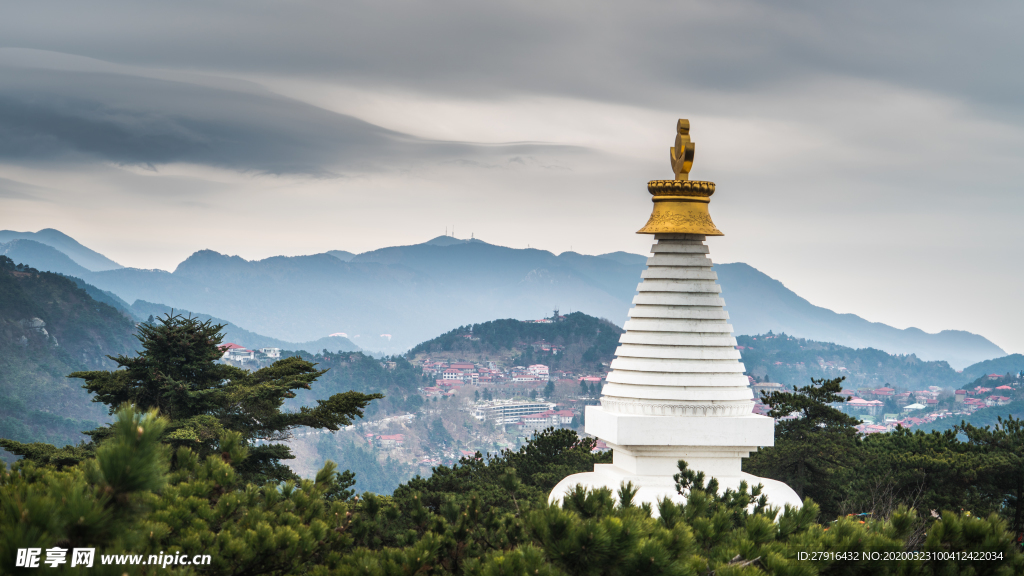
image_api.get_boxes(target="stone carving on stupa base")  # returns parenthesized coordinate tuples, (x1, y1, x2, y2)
(548, 120, 802, 514)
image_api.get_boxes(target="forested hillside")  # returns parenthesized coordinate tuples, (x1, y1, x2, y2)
(0, 256, 137, 459)
(407, 311, 623, 372)
(962, 353, 1024, 381)
(738, 332, 968, 390)
(283, 351, 426, 418)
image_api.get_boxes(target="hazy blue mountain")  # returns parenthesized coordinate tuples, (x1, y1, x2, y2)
(961, 354, 1024, 381)
(0, 239, 92, 277)
(715, 263, 1006, 370)
(0, 241, 136, 318)
(423, 235, 473, 246)
(0, 228, 122, 271)
(128, 300, 360, 354)
(596, 251, 647, 266)
(326, 250, 355, 262)
(7, 229, 1007, 367)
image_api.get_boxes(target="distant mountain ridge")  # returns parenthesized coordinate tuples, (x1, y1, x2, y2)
(128, 300, 360, 354)
(0, 230, 1007, 368)
(0, 228, 122, 271)
(715, 263, 1005, 371)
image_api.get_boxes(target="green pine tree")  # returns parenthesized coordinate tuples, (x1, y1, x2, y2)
(957, 415, 1024, 535)
(744, 376, 861, 518)
(2, 313, 382, 483)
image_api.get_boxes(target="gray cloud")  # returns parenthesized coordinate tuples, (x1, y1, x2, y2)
(0, 176, 49, 201)
(0, 66, 579, 174)
(2, 2, 1021, 119)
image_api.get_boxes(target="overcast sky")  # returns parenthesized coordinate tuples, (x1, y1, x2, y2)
(1, 1, 1022, 354)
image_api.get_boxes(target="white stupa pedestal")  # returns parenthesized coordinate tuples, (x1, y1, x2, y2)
(549, 234, 801, 513)
(550, 407, 802, 510)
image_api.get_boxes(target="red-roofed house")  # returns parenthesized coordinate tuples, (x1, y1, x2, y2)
(847, 398, 884, 415)
(377, 434, 405, 447)
(221, 343, 254, 362)
(516, 409, 575, 432)
(857, 423, 889, 435)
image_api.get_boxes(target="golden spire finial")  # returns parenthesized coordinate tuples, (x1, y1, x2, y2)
(670, 119, 695, 181)
(637, 118, 722, 236)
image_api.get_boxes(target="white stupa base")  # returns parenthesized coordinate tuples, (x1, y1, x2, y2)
(548, 406, 803, 515)
(549, 463, 803, 515)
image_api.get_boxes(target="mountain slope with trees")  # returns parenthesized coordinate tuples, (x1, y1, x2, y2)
(962, 353, 1024, 381)
(0, 256, 138, 459)
(737, 333, 970, 390)
(407, 311, 623, 372)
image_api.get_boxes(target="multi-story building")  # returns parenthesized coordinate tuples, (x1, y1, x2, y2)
(473, 400, 556, 425)
(528, 364, 549, 377)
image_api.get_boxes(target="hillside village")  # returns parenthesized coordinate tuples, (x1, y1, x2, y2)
(215, 323, 1024, 491)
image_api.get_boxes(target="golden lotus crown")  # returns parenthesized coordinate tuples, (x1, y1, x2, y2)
(637, 119, 723, 236)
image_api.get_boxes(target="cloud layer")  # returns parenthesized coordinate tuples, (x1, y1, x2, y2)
(0, 59, 579, 175)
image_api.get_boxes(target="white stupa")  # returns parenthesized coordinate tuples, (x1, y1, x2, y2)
(549, 120, 801, 511)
